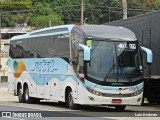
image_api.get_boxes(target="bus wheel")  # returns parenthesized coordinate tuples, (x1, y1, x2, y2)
(115, 105, 126, 111)
(24, 85, 34, 103)
(66, 89, 78, 109)
(18, 86, 25, 103)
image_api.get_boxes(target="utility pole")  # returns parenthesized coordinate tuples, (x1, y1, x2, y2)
(108, 7, 111, 22)
(81, 0, 84, 25)
(122, 0, 127, 19)
(49, 20, 51, 27)
(0, 12, 1, 82)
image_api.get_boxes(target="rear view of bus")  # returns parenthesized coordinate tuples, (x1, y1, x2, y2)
(8, 25, 152, 111)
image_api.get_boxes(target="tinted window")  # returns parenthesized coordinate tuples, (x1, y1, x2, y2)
(9, 42, 15, 58)
(87, 41, 116, 81)
(52, 35, 70, 58)
(9, 34, 70, 59)
(9, 40, 34, 58)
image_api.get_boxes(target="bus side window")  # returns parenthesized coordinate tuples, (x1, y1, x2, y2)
(16, 45, 23, 58)
(53, 35, 70, 58)
(9, 45, 14, 58)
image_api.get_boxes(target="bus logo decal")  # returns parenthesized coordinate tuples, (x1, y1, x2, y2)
(13, 61, 26, 78)
(31, 60, 57, 72)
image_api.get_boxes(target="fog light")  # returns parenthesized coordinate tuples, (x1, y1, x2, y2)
(88, 96, 95, 101)
(137, 97, 141, 102)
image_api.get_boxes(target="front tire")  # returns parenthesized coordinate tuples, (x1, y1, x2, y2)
(115, 105, 126, 111)
(66, 89, 78, 109)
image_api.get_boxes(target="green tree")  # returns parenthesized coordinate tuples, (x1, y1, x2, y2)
(83, 0, 122, 24)
(31, 14, 64, 29)
(32, 2, 53, 16)
(1, 0, 160, 27)
(51, 0, 81, 24)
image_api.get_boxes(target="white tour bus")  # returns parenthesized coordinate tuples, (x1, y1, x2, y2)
(8, 25, 152, 110)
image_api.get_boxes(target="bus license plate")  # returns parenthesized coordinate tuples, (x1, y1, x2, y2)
(112, 99, 122, 103)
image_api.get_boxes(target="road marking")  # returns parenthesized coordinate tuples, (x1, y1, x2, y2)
(0, 103, 75, 112)
(2, 117, 25, 120)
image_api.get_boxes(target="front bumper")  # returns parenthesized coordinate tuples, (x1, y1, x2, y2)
(83, 90, 143, 106)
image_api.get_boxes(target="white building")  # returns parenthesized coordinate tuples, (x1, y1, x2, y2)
(0, 26, 33, 81)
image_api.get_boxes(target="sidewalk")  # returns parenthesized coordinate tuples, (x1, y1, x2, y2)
(0, 82, 8, 88)
(0, 82, 18, 102)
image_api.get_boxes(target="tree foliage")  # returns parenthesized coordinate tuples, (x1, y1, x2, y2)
(31, 14, 63, 28)
(1, 0, 160, 28)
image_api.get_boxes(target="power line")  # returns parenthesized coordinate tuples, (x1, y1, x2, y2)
(0, 4, 158, 14)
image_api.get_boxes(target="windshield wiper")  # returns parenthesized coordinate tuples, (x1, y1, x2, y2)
(104, 56, 115, 82)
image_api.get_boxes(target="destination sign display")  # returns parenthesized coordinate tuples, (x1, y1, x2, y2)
(118, 43, 137, 50)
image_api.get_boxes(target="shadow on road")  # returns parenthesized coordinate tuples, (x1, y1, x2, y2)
(143, 103, 160, 106)
(38, 101, 135, 112)
(11, 100, 160, 114)
(7, 101, 160, 117)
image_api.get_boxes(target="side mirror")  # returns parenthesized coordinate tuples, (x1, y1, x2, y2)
(79, 44, 90, 61)
(140, 46, 153, 64)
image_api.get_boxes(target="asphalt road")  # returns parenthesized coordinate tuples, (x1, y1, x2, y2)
(0, 105, 113, 120)
(0, 82, 160, 120)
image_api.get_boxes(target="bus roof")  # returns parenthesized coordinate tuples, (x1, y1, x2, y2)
(11, 24, 75, 40)
(80, 25, 137, 41)
(11, 24, 137, 41)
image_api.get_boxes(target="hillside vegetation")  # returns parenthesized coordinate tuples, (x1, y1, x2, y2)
(1, 0, 160, 28)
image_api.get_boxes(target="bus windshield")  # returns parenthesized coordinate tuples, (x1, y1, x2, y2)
(86, 40, 142, 83)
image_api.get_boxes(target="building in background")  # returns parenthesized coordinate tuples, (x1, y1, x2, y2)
(0, 25, 33, 82)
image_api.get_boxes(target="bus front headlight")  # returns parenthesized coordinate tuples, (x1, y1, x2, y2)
(86, 87, 102, 96)
(92, 90, 102, 96)
(131, 89, 143, 97)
